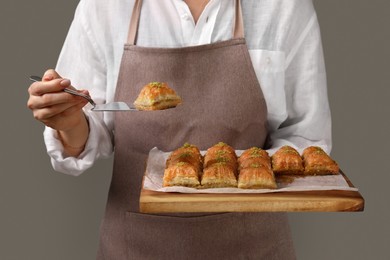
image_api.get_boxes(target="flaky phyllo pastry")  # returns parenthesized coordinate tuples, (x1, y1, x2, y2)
(238, 147, 271, 170)
(238, 167, 277, 189)
(201, 162, 238, 188)
(163, 143, 201, 187)
(203, 142, 238, 174)
(163, 162, 200, 188)
(134, 82, 182, 110)
(238, 147, 277, 189)
(166, 143, 202, 173)
(201, 142, 238, 188)
(161, 143, 341, 189)
(271, 146, 304, 175)
(302, 146, 339, 175)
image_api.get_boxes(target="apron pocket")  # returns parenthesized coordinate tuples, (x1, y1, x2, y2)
(124, 211, 293, 260)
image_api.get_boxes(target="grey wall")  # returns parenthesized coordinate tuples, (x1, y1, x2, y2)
(0, 0, 388, 259)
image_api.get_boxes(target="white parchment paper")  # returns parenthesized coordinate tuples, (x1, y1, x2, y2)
(143, 147, 358, 194)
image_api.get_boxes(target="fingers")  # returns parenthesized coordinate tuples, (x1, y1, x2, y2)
(28, 91, 87, 109)
(27, 69, 90, 112)
(28, 77, 74, 96)
(29, 69, 80, 96)
(27, 69, 90, 131)
(43, 69, 62, 81)
(31, 99, 87, 122)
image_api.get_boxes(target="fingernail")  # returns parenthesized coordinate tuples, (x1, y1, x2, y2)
(43, 75, 54, 81)
(80, 89, 90, 95)
(60, 79, 71, 86)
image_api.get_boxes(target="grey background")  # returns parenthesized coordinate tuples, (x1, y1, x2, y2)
(0, 0, 388, 259)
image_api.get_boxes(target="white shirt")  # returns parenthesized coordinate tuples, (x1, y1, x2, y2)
(44, 0, 332, 175)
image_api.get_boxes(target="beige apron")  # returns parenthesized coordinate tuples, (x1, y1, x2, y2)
(97, 0, 295, 259)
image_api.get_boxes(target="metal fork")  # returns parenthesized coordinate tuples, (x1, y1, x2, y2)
(29, 76, 142, 111)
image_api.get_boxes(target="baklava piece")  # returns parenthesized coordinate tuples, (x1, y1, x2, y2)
(201, 162, 238, 188)
(238, 166, 277, 189)
(302, 146, 339, 175)
(203, 142, 238, 174)
(201, 142, 238, 188)
(163, 162, 200, 188)
(237, 147, 277, 189)
(238, 147, 271, 170)
(134, 82, 182, 111)
(163, 143, 202, 187)
(166, 143, 202, 172)
(271, 146, 304, 175)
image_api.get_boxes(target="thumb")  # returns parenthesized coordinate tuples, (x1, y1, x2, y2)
(42, 69, 62, 82)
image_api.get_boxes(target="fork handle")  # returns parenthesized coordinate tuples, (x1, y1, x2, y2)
(29, 76, 96, 107)
(62, 88, 96, 107)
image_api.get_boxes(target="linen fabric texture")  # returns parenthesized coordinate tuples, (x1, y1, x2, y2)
(44, 0, 331, 175)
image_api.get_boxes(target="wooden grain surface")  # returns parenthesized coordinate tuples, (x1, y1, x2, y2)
(139, 171, 364, 213)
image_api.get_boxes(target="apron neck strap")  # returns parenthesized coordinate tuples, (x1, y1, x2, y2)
(233, 0, 244, 39)
(127, 0, 245, 45)
(127, 0, 143, 45)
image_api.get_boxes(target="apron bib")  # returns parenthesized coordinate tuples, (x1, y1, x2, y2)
(97, 0, 295, 259)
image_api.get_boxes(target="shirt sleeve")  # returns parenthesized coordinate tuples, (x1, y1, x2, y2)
(267, 11, 332, 155)
(43, 0, 113, 176)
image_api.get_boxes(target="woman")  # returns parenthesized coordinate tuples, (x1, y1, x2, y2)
(27, 0, 331, 259)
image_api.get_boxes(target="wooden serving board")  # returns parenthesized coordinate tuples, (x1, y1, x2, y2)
(139, 172, 364, 213)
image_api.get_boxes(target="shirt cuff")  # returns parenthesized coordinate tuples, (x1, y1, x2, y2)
(43, 111, 112, 176)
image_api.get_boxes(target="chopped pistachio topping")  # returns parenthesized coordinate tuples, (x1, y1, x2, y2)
(214, 162, 228, 166)
(176, 162, 186, 166)
(179, 152, 193, 158)
(216, 157, 230, 163)
(314, 148, 326, 154)
(216, 150, 227, 156)
(282, 150, 298, 154)
(249, 147, 265, 156)
(149, 82, 163, 88)
(282, 147, 299, 155)
(183, 143, 193, 148)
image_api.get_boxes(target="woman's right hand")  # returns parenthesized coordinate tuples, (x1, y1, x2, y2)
(27, 69, 89, 131)
(27, 69, 90, 157)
